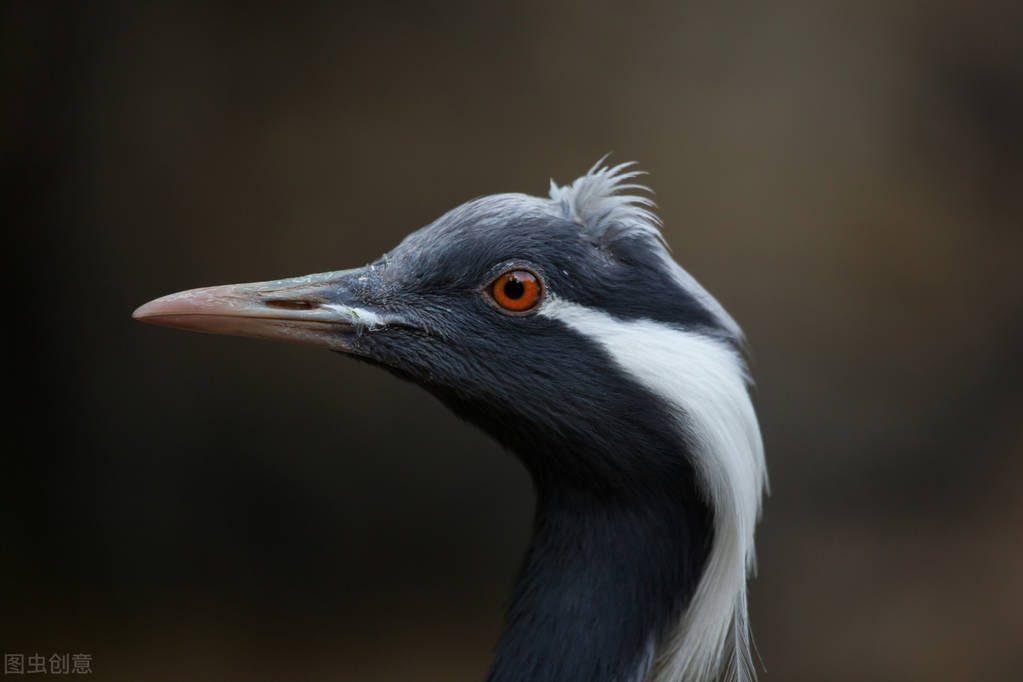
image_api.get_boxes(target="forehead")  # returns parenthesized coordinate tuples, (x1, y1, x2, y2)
(385, 194, 594, 280)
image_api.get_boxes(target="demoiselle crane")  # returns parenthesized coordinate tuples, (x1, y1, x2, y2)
(133, 161, 767, 682)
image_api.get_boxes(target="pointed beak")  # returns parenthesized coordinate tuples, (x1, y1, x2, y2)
(132, 269, 385, 351)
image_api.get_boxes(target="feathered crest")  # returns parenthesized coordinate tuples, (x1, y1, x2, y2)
(548, 157, 665, 247)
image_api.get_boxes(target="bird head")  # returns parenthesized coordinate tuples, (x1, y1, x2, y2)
(135, 163, 740, 482)
(133, 161, 766, 682)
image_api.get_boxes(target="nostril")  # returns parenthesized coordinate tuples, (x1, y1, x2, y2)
(265, 299, 317, 311)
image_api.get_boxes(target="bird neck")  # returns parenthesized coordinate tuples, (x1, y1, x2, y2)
(486, 480, 712, 682)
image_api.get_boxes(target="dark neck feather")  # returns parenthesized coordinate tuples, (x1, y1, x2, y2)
(486, 478, 712, 682)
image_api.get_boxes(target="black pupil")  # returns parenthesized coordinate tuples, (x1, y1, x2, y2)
(503, 277, 526, 300)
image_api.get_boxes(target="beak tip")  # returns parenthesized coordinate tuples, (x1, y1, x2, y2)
(132, 291, 202, 326)
(132, 297, 170, 322)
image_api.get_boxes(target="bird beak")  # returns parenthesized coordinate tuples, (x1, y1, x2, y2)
(132, 269, 383, 351)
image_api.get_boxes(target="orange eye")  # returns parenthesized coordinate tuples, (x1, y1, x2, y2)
(490, 269, 542, 312)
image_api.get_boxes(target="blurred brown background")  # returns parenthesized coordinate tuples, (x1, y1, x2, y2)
(4, 1, 1023, 680)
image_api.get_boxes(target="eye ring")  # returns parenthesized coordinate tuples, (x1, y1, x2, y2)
(488, 269, 543, 313)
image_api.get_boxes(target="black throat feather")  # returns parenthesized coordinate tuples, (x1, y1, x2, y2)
(422, 356, 714, 682)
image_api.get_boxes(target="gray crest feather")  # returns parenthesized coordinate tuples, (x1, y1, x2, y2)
(548, 158, 664, 247)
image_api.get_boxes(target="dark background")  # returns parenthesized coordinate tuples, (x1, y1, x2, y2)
(5, 1, 1023, 680)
